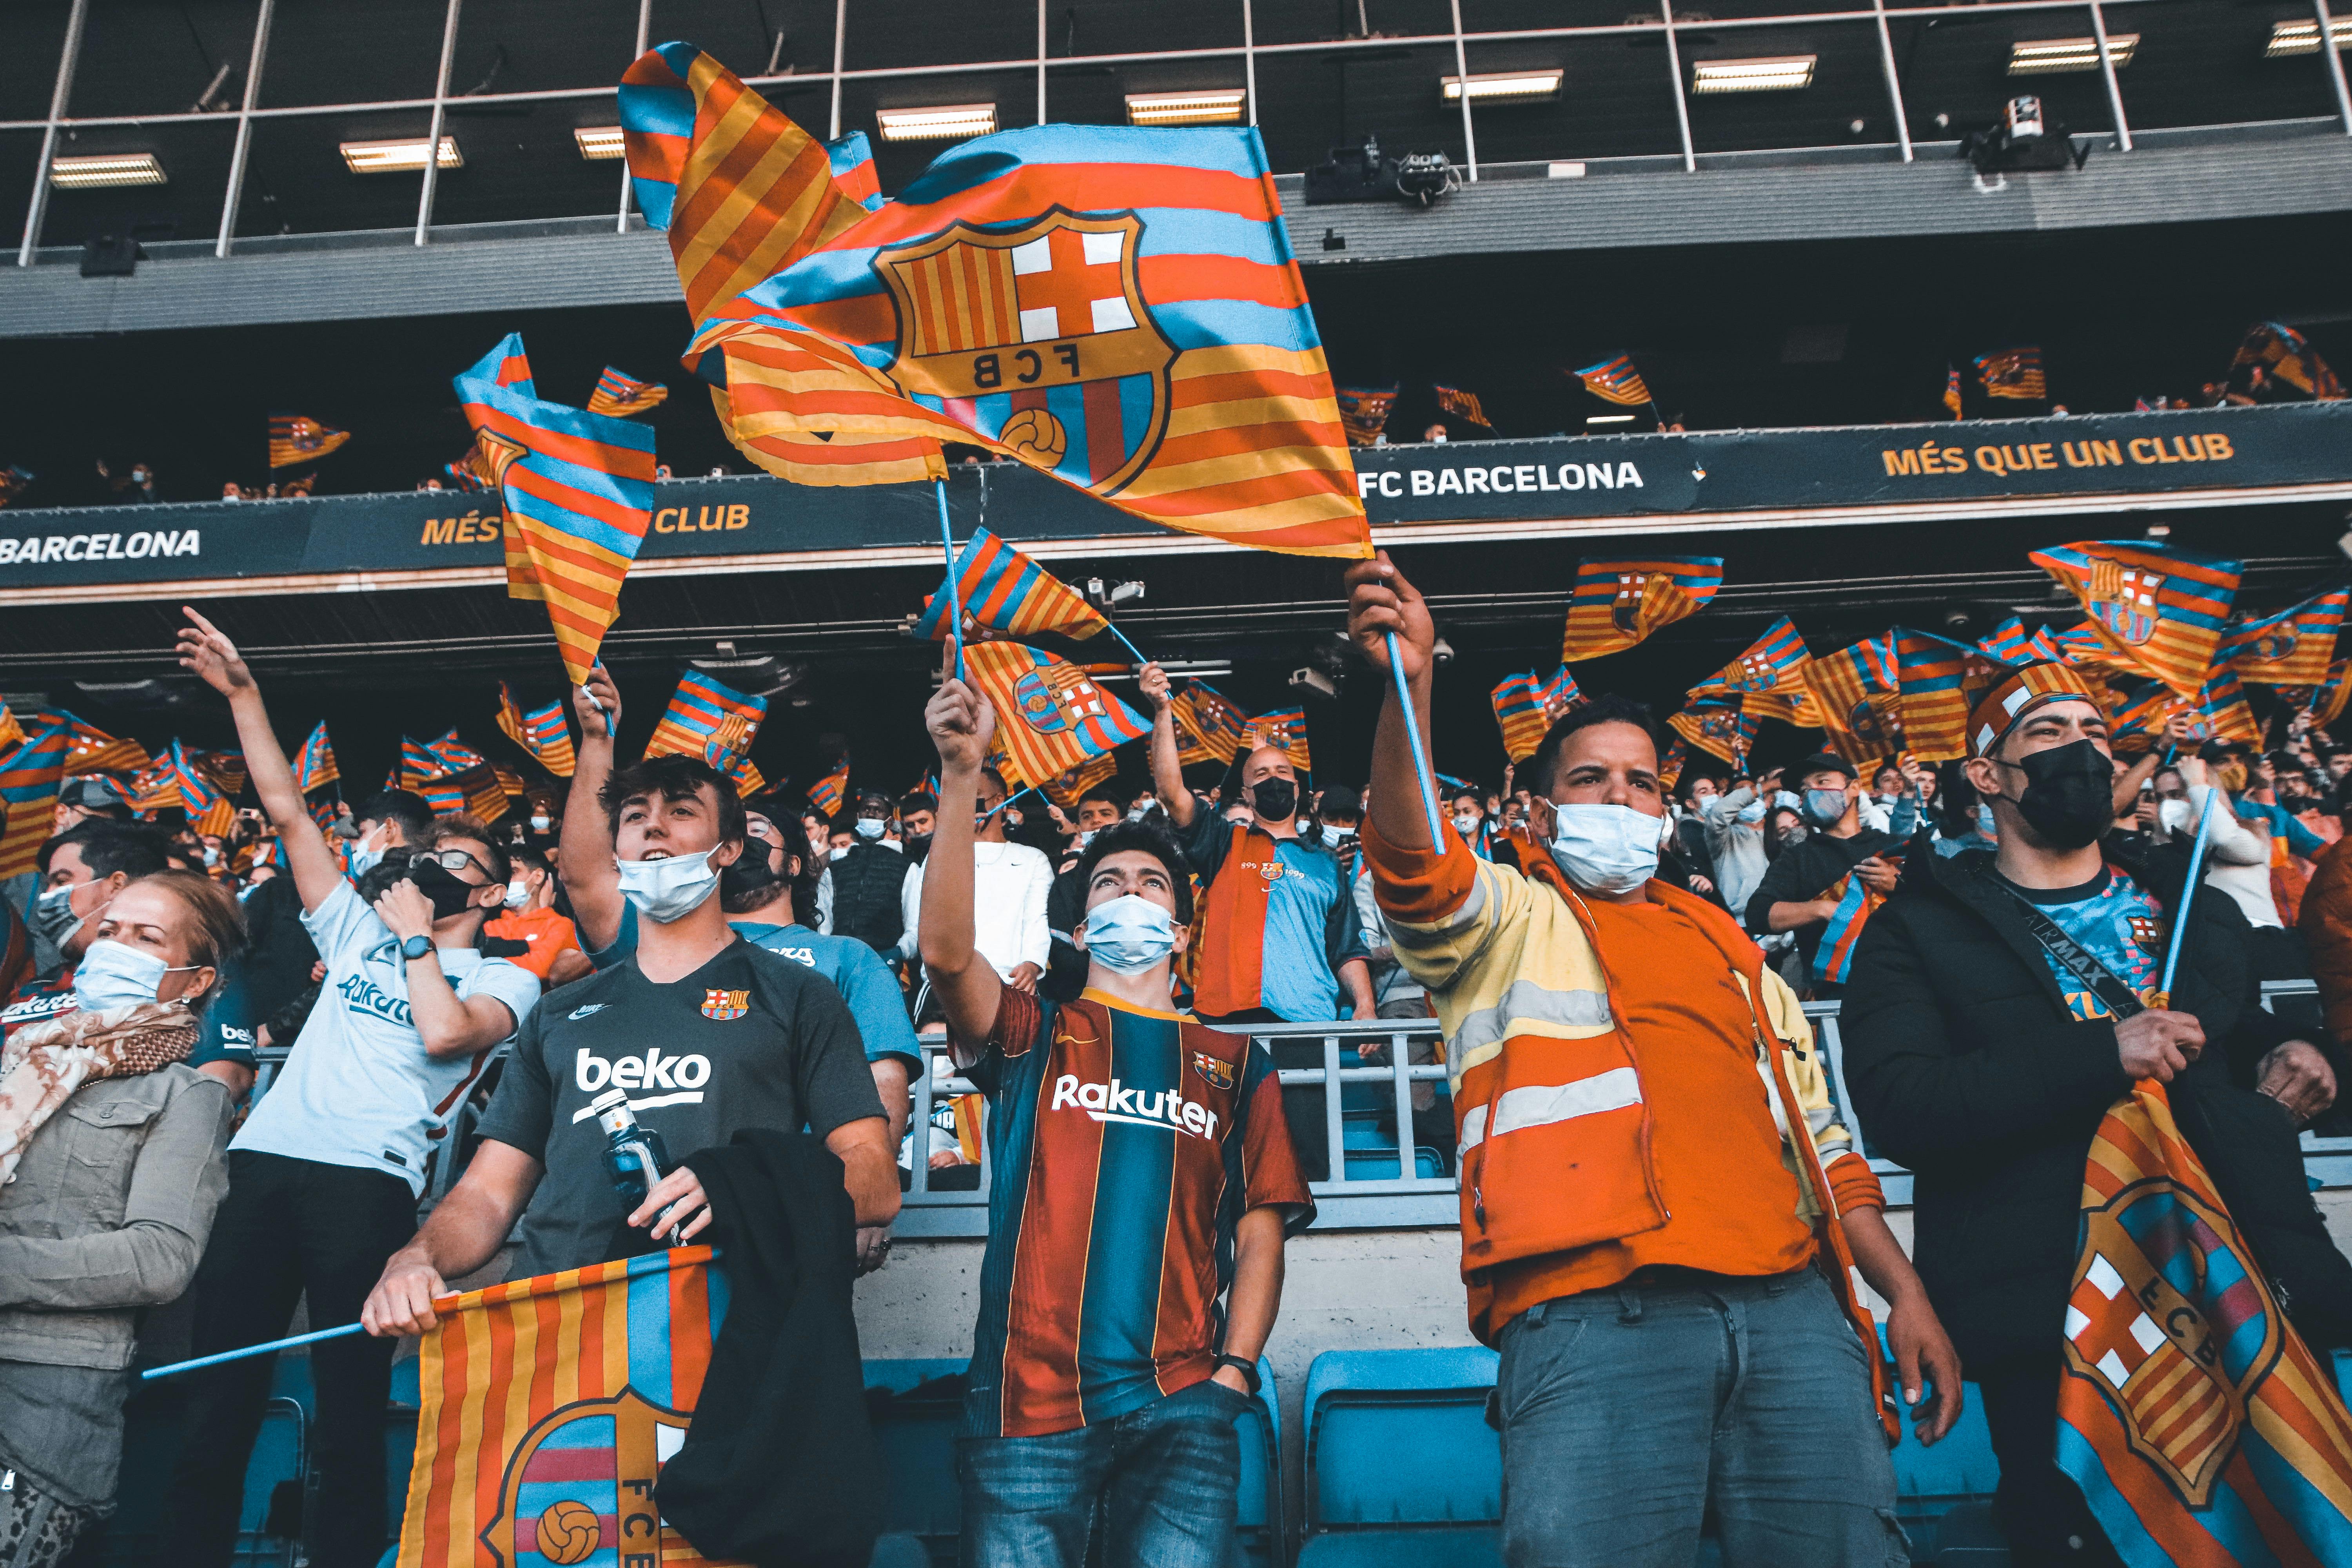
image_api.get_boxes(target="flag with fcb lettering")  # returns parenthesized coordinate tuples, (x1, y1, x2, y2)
(621, 44, 1372, 559)
(2218, 587, 2349, 687)
(2056, 1080, 2352, 1568)
(394, 1247, 744, 1568)
(0, 712, 69, 880)
(910, 528, 1108, 642)
(1559, 556, 1723, 662)
(962, 641, 1150, 792)
(293, 722, 339, 795)
(1573, 355, 1651, 408)
(2030, 541, 2242, 699)
(1809, 635, 1904, 769)
(808, 755, 852, 819)
(1172, 681, 1249, 768)
(496, 683, 577, 778)
(645, 670, 768, 768)
(1247, 706, 1311, 774)
(1891, 628, 2008, 763)
(1669, 697, 1755, 767)
(585, 367, 670, 419)
(454, 333, 659, 684)
(268, 412, 350, 469)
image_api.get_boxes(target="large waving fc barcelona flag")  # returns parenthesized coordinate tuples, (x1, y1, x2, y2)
(2029, 541, 2242, 699)
(1559, 555, 1722, 663)
(2058, 1082, 2352, 1565)
(964, 641, 1151, 791)
(619, 43, 1372, 559)
(397, 1247, 743, 1568)
(2218, 588, 2350, 689)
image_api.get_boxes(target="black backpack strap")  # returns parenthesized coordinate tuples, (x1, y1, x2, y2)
(1973, 865, 2147, 1021)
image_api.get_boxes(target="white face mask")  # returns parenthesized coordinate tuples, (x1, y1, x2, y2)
(1080, 893, 1180, 974)
(854, 818, 886, 840)
(1548, 802, 1663, 895)
(73, 939, 196, 1012)
(504, 878, 530, 910)
(530, 814, 552, 833)
(1322, 824, 1352, 849)
(1074, 829, 1097, 850)
(1127, 805, 1151, 822)
(2158, 796, 2193, 834)
(613, 849, 721, 924)
(830, 844, 851, 862)
(1452, 812, 1479, 836)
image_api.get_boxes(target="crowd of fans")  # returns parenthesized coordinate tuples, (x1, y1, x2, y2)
(10, 583, 2352, 1564)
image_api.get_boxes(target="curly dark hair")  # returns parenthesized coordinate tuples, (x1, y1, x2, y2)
(1071, 819, 1195, 926)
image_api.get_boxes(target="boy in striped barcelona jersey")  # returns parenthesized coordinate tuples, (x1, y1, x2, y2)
(916, 645, 1313, 1568)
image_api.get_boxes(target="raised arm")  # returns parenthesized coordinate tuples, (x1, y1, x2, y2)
(556, 666, 626, 953)
(917, 643, 1007, 1051)
(1344, 552, 1439, 856)
(176, 606, 344, 913)
(1140, 662, 1196, 829)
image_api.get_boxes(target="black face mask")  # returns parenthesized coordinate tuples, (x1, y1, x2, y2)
(406, 859, 490, 921)
(1999, 738, 2116, 849)
(1249, 777, 1298, 822)
(902, 832, 933, 860)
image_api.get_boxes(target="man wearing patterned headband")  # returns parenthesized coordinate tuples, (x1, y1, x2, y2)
(1842, 662, 2352, 1564)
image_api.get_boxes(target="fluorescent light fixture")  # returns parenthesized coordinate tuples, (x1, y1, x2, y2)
(1548, 161, 1587, 178)
(573, 125, 626, 160)
(1689, 55, 1817, 94)
(2268, 16, 2350, 55)
(2007, 34, 2137, 74)
(1125, 89, 1247, 126)
(876, 104, 997, 142)
(1440, 69, 1564, 103)
(1588, 414, 1636, 424)
(48, 152, 167, 189)
(339, 136, 462, 173)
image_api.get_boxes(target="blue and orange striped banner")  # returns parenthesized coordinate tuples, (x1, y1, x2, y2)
(1247, 705, 1311, 774)
(807, 755, 851, 818)
(455, 334, 660, 685)
(1668, 697, 1755, 767)
(586, 367, 670, 419)
(622, 43, 1370, 558)
(965, 640, 1150, 791)
(645, 670, 768, 768)
(826, 130, 883, 212)
(909, 527, 1107, 642)
(1812, 862, 1894, 985)
(1573, 355, 1651, 408)
(0, 713, 70, 881)
(497, 682, 577, 779)
(1810, 635, 1903, 768)
(1891, 628, 2007, 763)
(394, 1246, 740, 1568)
(2029, 540, 2242, 699)
(1561, 556, 1721, 663)
(1171, 681, 1249, 768)
(293, 722, 339, 795)
(64, 718, 149, 777)
(2218, 586, 2349, 688)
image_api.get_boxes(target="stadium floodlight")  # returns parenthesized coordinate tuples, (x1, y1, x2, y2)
(2268, 17, 2350, 56)
(2007, 35, 2137, 74)
(49, 153, 167, 189)
(1439, 70, 1564, 103)
(1124, 89, 1247, 126)
(573, 126, 626, 160)
(876, 104, 997, 142)
(339, 137, 463, 173)
(1689, 56, 1817, 94)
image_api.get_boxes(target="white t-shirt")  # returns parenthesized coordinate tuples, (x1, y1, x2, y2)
(233, 880, 543, 1194)
(896, 840, 1052, 979)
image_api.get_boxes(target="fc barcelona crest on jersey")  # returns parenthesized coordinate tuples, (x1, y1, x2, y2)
(875, 210, 1178, 496)
(701, 987, 750, 1021)
(1192, 1051, 1236, 1092)
(2127, 913, 2165, 954)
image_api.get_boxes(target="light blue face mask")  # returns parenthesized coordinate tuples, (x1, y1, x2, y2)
(1801, 788, 1850, 828)
(1548, 803, 1662, 895)
(73, 939, 197, 1012)
(1080, 893, 1180, 974)
(1975, 802, 1999, 842)
(1735, 800, 1768, 824)
(346, 845, 383, 878)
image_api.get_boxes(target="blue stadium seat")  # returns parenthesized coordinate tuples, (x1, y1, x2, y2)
(1237, 1357, 1285, 1568)
(1339, 1146, 1444, 1180)
(230, 1396, 306, 1568)
(864, 1356, 968, 1552)
(1303, 1347, 1501, 1528)
(1879, 1325, 2003, 1563)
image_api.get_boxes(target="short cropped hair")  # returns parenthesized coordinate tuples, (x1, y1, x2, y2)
(1071, 820, 1195, 926)
(600, 754, 746, 857)
(1527, 693, 1667, 798)
(423, 814, 512, 887)
(43, 819, 171, 881)
(357, 789, 435, 842)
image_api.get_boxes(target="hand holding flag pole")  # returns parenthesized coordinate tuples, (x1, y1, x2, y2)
(2151, 780, 2220, 1009)
(936, 480, 964, 681)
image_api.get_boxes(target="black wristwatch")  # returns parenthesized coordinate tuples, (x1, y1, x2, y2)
(399, 934, 434, 962)
(1214, 1354, 1261, 1395)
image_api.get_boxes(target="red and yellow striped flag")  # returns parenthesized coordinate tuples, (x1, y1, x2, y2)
(396, 1247, 745, 1568)
(965, 641, 1150, 791)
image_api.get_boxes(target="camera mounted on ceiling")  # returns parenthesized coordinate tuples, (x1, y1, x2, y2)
(1305, 135, 1461, 207)
(1960, 96, 2092, 176)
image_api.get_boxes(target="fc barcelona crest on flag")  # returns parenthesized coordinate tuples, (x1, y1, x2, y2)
(701, 988, 750, 1021)
(875, 212, 1176, 495)
(2088, 559, 2164, 648)
(1014, 664, 1111, 736)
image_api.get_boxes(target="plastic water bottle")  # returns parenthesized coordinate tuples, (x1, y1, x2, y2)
(592, 1087, 679, 1240)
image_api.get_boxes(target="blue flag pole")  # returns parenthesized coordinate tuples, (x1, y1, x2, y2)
(1104, 624, 1151, 668)
(143, 1321, 370, 1380)
(2154, 782, 2220, 1007)
(936, 478, 964, 681)
(1387, 633, 1448, 849)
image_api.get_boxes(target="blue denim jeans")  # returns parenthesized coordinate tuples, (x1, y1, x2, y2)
(958, 1378, 1247, 1568)
(1495, 1267, 1908, 1568)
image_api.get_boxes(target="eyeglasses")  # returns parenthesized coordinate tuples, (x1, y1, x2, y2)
(423, 848, 494, 880)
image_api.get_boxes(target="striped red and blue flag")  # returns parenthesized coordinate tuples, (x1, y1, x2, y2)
(2029, 540, 2242, 699)
(399, 737, 441, 791)
(585, 367, 670, 419)
(622, 42, 1371, 558)
(645, 669, 768, 765)
(827, 130, 884, 211)
(1810, 635, 1903, 768)
(293, 722, 339, 795)
(1491, 672, 1547, 763)
(1172, 682, 1249, 768)
(911, 527, 1107, 642)
(1891, 628, 2008, 762)
(1668, 697, 1755, 767)
(1574, 355, 1652, 408)
(1813, 858, 1897, 985)
(423, 730, 485, 775)
(495, 683, 577, 778)
(965, 641, 1151, 791)
(808, 755, 851, 818)
(1247, 706, 1311, 774)
(0, 713, 70, 880)
(454, 333, 659, 684)
(2218, 586, 2350, 688)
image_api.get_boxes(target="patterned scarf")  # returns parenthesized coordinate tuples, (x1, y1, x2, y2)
(0, 1001, 198, 1184)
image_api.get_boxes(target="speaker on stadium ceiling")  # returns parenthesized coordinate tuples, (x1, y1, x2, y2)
(79, 232, 140, 278)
